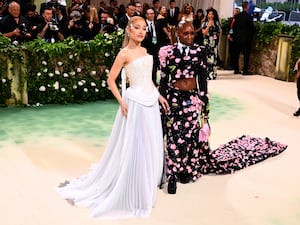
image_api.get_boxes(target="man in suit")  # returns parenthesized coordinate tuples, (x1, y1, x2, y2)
(142, 8, 161, 85)
(167, 0, 179, 26)
(167, 0, 179, 44)
(117, 2, 135, 30)
(232, 1, 254, 75)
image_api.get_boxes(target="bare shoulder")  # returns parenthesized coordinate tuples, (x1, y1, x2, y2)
(116, 48, 130, 64)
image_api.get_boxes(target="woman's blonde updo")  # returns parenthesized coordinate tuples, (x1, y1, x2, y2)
(122, 16, 146, 48)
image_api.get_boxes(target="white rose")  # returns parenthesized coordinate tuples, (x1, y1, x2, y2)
(48, 72, 54, 77)
(55, 70, 60, 75)
(69, 54, 73, 59)
(84, 88, 88, 92)
(37, 72, 41, 77)
(61, 87, 66, 92)
(91, 82, 96, 87)
(73, 85, 77, 89)
(105, 69, 110, 74)
(77, 68, 82, 73)
(90, 70, 96, 75)
(63, 73, 69, 77)
(2, 78, 6, 83)
(43, 68, 48, 73)
(105, 52, 110, 57)
(53, 81, 59, 90)
(39, 86, 46, 91)
(101, 80, 106, 87)
(78, 81, 83, 86)
(81, 79, 86, 84)
(70, 71, 76, 76)
(57, 61, 63, 66)
(95, 88, 99, 92)
(42, 61, 47, 65)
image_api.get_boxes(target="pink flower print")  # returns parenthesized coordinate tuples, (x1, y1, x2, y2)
(174, 150, 180, 155)
(192, 57, 198, 62)
(183, 108, 189, 113)
(182, 101, 187, 106)
(172, 167, 177, 172)
(170, 144, 176, 150)
(175, 58, 181, 63)
(185, 133, 191, 138)
(184, 122, 189, 127)
(186, 166, 192, 173)
(187, 116, 193, 121)
(173, 124, 178, 130)
(179, 110, 183, 115)
(183, 69, 189, 76)
(178, 138, 185, 144)
(172, 98, 177, 103)
(183, 55, 191, 60)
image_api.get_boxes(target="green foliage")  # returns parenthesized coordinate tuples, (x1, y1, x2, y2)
(1, 30, 124, 105)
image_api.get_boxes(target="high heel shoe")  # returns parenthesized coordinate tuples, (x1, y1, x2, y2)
(167, 176, 177, 194)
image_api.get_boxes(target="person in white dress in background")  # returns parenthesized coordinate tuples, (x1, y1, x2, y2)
(57, 16, 169, 219)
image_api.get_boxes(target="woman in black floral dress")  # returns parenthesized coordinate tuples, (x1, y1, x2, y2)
(159, 21, 287, 195)
(202, 8, 221, 80)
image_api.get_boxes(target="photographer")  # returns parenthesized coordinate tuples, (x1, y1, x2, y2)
(65, 10, 85, 40)
(24, 2, 44, 40)
(99, 10, 116, 34)
(0, 1, 31, 45)
(37, 5, 64, 43)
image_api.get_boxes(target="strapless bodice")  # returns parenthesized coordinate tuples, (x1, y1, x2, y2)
(124, 55, 159, 106)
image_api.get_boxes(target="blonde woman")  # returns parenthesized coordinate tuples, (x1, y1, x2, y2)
(57, 16, 169, 219)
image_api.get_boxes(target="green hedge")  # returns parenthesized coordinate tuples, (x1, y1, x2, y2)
(0, 30, 124, 106)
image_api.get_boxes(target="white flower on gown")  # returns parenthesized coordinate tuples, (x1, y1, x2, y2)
(57, 55, 164, 219)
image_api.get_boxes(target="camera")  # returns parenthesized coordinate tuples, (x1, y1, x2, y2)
(48, 20, 59, 31)
(19, 23, 28, 36)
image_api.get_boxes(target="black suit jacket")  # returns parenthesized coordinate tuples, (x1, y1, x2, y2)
(232, 11, 254, 45)
(167, 7, 180, 26)
(142, 21, 160, 56)
(118, 15, 129, 30)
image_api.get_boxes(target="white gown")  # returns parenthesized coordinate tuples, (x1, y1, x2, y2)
(57, 55, 164, 219)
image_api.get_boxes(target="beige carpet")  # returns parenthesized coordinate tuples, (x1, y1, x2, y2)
(1, 72, 299, 225)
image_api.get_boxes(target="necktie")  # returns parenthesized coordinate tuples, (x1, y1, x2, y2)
(149, 22, 153, 36)
(182, 46, 186, 56)
(182, 46, 189, 56)
(171, 9, 174, 17)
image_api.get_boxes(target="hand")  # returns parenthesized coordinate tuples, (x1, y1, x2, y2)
(13, 28, 21, 37)
(159, 95, 170, 114)
(120, 99, 128, 117)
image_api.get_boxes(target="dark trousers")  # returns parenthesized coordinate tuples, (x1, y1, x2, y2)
(233, 42, 251, 73)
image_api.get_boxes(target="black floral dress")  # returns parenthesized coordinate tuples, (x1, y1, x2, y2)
(158, 43, 287, 183)
(159, 43, 211, 181)
(202, 21, 222, 80)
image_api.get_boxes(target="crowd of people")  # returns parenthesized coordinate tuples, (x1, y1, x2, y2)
(0, 0, 223, 79)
